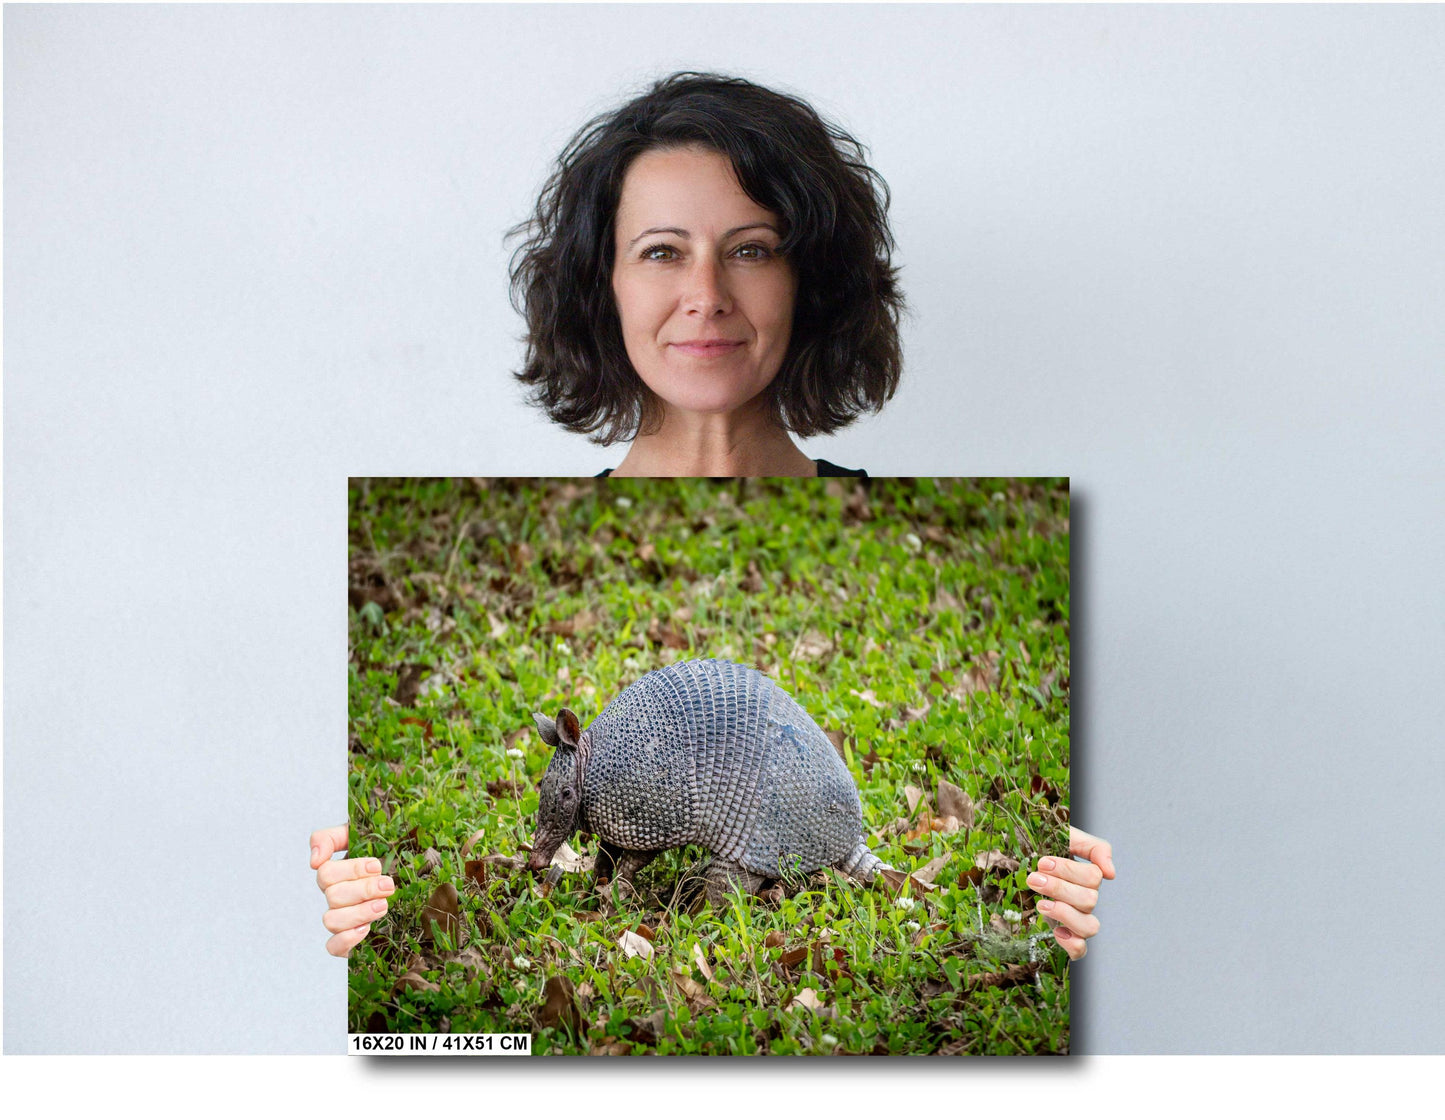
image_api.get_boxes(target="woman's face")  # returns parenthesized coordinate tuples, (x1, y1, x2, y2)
(611, 146, 797, 419)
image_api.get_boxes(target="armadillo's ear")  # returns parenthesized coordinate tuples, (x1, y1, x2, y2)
(532, 711, 560, 747)
(555, 708, 582, 748)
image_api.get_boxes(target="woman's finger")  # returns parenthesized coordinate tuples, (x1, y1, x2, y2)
(310, 824, 350, 870)
(323, 897, 390, 935)
(1033, 854, 1103, 890)
(1053, 926, 1087, 961)
(1068, 827, 1115, 879)
(1026, 865, 1099, 913)
(326, 923, 372, 959)
(324, 873, 395, 909)
(1036, 898, 1100, 940)
(316, 855, 381, 892)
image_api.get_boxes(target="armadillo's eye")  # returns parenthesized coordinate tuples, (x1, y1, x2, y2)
(560, 787, 574, 802)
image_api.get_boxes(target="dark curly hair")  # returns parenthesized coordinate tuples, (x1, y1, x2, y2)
(508, 72, 904, 445)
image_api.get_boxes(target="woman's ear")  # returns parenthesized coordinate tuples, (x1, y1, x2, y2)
(555, 708, 582, 748)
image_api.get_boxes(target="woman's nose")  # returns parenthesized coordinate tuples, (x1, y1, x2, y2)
(681, 258, 732, 317)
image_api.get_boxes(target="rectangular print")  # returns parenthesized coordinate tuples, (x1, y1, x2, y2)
(347, 477, 1070, 1054)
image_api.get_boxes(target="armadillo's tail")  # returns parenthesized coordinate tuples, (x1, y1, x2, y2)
(834, 839, 893, 884)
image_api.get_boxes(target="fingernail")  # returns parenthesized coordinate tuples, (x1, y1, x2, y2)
(1027, 873, 1048, 890)
(312, 846, 320, 863)
(1056, 927, 1073, 939)
(379, 876, 394, 892)
(372, 899, 388, 914)
(1038, 899, 1055, 911)
(1039, 857, 1057, 871)
(366, 859, 381, 874)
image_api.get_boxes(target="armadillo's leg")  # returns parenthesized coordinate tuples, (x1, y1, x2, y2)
(699, 857, 767, 906)
(834, 839, 892, 885)
(595, 842, 659, 899)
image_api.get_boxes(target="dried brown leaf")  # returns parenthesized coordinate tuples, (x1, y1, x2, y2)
(936, 779, 975, 828)
(420, 847, 442, 876)
(965, 961, 1041, 992)
(794, 630, 834, 660)
(617, 929, 654, 960)
(538, 975, 584, 1036)
(419, 883, 462, 945)
(463, 859, 488, 889)
(394, 971, 440, 995)
(912, 853, 952, 886)
(460, 828, 487, 859)
(763, 931, 786, 949)
(549, 840, 593, 874)
(975, 850, 1021, 874)
(691, 942, 715, 982)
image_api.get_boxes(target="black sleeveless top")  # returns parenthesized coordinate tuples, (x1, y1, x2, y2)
(596, 458, 866, 479)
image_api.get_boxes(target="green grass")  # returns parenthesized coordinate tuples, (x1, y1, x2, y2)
(346, 477, 1071, 1054)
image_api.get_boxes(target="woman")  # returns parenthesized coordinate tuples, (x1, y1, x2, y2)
(315, 73, 1114, 958)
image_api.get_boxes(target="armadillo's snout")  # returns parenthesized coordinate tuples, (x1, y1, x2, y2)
(525, 847, 552, 874)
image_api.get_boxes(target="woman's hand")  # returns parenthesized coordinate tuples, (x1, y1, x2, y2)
(310, 824, 392, 958)
(1027, 827, 1115, 961)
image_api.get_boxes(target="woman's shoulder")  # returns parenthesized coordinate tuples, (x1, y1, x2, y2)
(597, 460, 866, 479)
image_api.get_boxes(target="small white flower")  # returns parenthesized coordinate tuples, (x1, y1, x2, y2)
(506, 748, 524, 759)
(894, 897, 916, 911)
(901, 920, 921, 932)
(555, 640, 572, 656)
(904, 532, 922, 552)
(512, 955, 531, 971)
(820, 1034, 839, 1048)
(911, 760, 926, 774)
(1003, 909, 1022, 922)
(615, 496, 633, 509)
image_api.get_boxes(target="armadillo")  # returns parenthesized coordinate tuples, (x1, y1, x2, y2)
(524, 658, 890, 902)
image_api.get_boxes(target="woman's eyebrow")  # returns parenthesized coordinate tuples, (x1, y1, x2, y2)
(626, 223, 779, 249)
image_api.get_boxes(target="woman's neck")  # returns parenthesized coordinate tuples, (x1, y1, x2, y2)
(611, 401, 817, 478)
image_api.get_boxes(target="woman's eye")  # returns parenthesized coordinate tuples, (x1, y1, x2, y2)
(733, 243, 770, 260)
(641, 244, 678, 262)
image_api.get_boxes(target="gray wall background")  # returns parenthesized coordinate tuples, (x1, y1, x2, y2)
(6, 4, 1443, 1053)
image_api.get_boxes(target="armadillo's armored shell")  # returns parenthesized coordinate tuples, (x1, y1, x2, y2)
(581, 659, 864, 876)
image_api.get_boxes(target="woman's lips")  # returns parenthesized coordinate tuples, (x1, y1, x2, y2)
(670, 340, 744, 357)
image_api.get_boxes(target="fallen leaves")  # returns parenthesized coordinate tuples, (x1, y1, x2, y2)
(669, 966, 716, 1013)
(965, 961, 1041, 992)
(394, 970, 440, 995)
(936, 779, 975, 828)
(537, 975, 584, 1037)
(617, 929, 654, 960)
(793, 630, 834, 661)
(459, 829, 487, 859)
(911, 853, 952, 886)
(785, 986, 839, 1019)
(548, 840, 594, 874)
(691, 942, 715, 982)
(420, 883, 462, 945)
(646, 618, 688, 650)
(975, 850, 1021, 874)
(877, 868, 938, 897)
